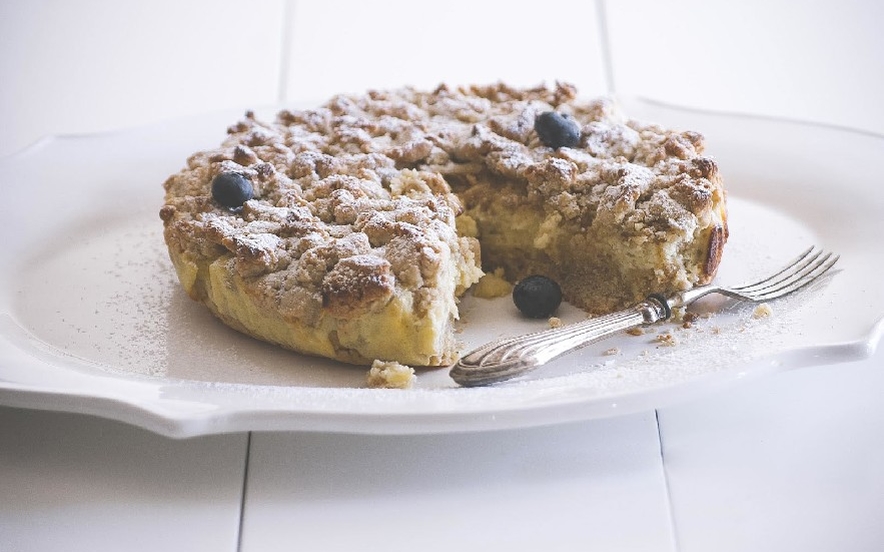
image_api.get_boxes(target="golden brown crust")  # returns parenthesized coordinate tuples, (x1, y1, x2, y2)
(704, 224, 728, 280)
(321, 255, 395, 317)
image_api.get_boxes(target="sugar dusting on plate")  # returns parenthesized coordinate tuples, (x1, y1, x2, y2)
(9, 196, 827, 400)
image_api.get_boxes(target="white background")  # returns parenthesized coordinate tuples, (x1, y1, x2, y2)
(2, 1, 883, 551)
(2, 0, 882, 158)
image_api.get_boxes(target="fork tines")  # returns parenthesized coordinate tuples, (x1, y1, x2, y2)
(733, 246, 840, 302)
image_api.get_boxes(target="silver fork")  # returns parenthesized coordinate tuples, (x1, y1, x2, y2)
(450, 247, 840, 387)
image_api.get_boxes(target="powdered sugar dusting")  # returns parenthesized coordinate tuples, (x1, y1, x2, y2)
(11, 213, 177, 377)
(7, 196, 828, 400)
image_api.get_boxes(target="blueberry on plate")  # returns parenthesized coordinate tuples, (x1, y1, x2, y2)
(534, 111, 581, 149)
(513, 275, 563, 318)
(211, 172, 254, 208)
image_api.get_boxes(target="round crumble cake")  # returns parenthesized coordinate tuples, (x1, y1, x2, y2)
(159, 82, 728, 367)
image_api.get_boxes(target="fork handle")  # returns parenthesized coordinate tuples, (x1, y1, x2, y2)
(450, 295, 671, 387)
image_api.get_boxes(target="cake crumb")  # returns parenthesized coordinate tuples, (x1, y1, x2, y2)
(753, 303, 773, 319)
(626, 327, 645, 336)
(472, 267, 513, 299)
(603, 347, 620, 356)
(548, 316, 564, 329)
(367, 360, 415, 389)
(655, 332, 677, 347)
(671, 306, 687, 322)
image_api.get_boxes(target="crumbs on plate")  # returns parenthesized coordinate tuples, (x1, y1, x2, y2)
(471, 267, 513, 299)
(366, 360, 416, 389)
(753, 302, 773, 319)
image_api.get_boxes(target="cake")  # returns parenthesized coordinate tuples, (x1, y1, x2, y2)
(159, 82, 728, 367)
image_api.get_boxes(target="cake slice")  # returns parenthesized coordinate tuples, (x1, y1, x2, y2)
(159, 82, 727, 367)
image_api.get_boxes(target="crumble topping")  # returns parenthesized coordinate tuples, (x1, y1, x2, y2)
(164, 84, 723, 302)
(160, 81, 727, 365)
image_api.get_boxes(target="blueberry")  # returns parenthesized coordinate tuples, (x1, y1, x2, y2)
(534, 111, 581, 149)
(513, 275, 562, 318)
(211, 172, 254, 208)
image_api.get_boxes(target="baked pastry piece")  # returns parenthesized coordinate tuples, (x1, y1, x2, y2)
(160, 82, 727, 367)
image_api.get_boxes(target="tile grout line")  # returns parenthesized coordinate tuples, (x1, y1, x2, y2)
(593, 0, 616, 95)
(656, 409, 681, 552)
(236, 431, 253, 552)
(277, 0, 296, 103)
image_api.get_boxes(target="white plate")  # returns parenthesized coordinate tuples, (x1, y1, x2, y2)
(1, 99, 882, 438)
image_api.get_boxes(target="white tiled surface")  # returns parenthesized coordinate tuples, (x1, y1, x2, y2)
(606, 0, 884, 135)
(658, 352, 884, 552)
(5, 0, 881, 157)
(0, 0, 285, 157)
(240, 413, 673, 552)
(2, 2, 884, 550)
(0, 407, 248, 552)
(284, 0, 607, 102)
(3, 353, 883, 550)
